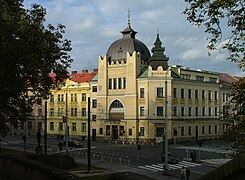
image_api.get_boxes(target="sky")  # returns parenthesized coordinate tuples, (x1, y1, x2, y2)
(23, 0, 244, 76)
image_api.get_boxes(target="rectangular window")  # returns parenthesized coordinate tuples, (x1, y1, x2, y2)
(108, 79, 112, 89)
(181, 107, 185, 116)
(181, 88, 185, 99)
(181, 127, 184, 136)
(50, 108, 54, 116)
(209, 107, 212, 116)
(215, 125, 218, 134)
(157, 106, 164, 116)
(195, 107, 199, 116)
(140, 106, 145, 116)
(223, 93, 225, 102)
(140, 88, 145, 98)
(195, 89, 198, 99)
(123, 77, 126, 89)
(202, 90, 205, 99)
(50, 95, 54, 102)
(113, 78, 117, 89)
(82, 123, 86, 132)
(209, 77, 217, 83)
(74, 94, 77, 102)
(209, 125, 212, 134)
(208, 90, 212, 100)
(82, 108, 86, 116)
(173, 107, 177, 116)
(196, 76, 204, 81)
(71, 108, 77, 116)
(157, 87, 163, 98)
(188, 126, 192, 135)
(92, 86, 97, 92)
(181, 74, 191, 79)
(92, 99, 97, 108)
(106, 125, 110, 135)
(58, 108, 63, 116)
(61, 94, 64, 102)
(82, 93, 86, 101)
(214, 91, 218, 100)
(99, 128, 103, 135)
(72, 123, 76, 131)
(118, 78, 122, 89)
(59, 122, 63, 131)
(128, 128, 132, 136)
(188, 107, 192, 116)
(202, 107, 206, 116)
(202, 126, 205, 134)
(71, 94, 77, 102)
(50, 122, 54, 130)
(92, 115, 96, 121)
(173, 88, 177, 98)
(139, 127, 145, 136)
(58, 94, 61, 102)
(215, 107, 218, 116)
(188, 89, 192, 99)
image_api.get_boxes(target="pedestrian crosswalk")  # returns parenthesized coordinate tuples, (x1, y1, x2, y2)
(175, 146, 232, 154)
(139, 161, 201, 172)
(201, 158, 232, 165)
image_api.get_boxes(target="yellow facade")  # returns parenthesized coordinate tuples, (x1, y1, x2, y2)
(47, 79, 91, 140)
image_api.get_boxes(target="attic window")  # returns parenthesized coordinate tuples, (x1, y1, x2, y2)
(117, 47, 123, 53)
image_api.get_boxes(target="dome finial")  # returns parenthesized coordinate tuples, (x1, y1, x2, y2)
(128, 9, 131, 26)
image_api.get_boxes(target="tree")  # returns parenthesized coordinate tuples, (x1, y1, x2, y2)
(224, 78, 245, 153)
(0, 0, 72, 137)
(183, 0, 245, 70)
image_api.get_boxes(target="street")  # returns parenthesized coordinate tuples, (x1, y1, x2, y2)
(0, 135, 233, 179)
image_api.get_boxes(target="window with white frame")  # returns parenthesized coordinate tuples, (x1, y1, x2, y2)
(140, 88, 145, 98)
(157, 87, 163, 98)
(140, 106, 145, 116)
(157, 106, 163, 116)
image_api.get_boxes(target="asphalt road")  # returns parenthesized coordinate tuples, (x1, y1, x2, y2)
(1, 135, 233, 179)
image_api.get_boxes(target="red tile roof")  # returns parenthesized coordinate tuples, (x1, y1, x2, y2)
(48, 69, 98, 83)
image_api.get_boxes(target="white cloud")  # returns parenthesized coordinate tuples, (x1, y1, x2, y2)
(22, 0, 243, 76)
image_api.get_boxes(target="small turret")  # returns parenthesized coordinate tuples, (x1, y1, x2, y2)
(148, 33, 169, 70)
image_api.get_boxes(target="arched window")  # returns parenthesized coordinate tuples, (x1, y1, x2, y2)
(110, 100, 124, 112)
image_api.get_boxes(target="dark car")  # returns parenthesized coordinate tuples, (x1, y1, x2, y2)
(64, 138, 84, 148)
(168, 153, 179, 164)
(161, 152, 179, 164)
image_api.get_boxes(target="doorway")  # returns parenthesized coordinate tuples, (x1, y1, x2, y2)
(112, 125, 118, 140)
(92, 129, 96, 141)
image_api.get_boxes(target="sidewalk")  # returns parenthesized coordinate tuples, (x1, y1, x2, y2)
(71, 157, 179, 180)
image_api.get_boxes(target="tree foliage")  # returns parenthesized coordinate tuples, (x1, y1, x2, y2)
(0, 0, 72, 137)
(224, 78, 245, 150)
(183, 0, 245, 69)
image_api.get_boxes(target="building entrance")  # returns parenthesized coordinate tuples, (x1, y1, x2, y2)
(112, 125, 118, 140)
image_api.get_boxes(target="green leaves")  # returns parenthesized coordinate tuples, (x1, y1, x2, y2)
(183, 0, 245, 70)
(0, 0, 72, 137)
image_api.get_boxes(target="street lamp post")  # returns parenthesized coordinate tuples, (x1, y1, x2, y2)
(163, 67, 170, 173)
(65, 84, 80, 154)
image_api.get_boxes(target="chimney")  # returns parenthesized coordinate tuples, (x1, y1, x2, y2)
(71, 71, 77, 74)
(82, 70, 88, 74)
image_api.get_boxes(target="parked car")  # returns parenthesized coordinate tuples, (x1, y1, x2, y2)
(161, 152, 179, 164)
(168, 153, 179, 164)
(63, 138, 84, 148)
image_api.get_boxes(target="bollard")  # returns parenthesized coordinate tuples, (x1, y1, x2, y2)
(128, 159, 130, 166)
(119, 157, 122, 164)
